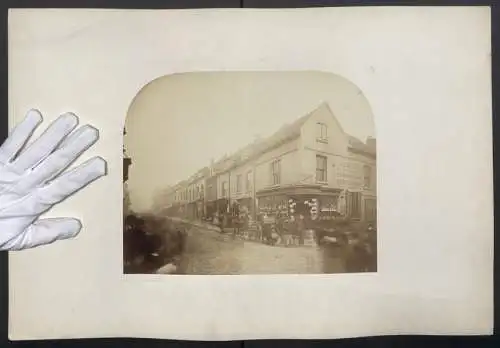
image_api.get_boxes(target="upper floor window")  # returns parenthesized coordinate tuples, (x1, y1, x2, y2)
(316, 155, 328, 183)
(236, 174, 242, 193)
(316, 122, 328, 143)
(363, 165, 372, 189)
(270, 159, 281, 185)
(246, 171, 252, 192)
(222, 181, 228, 197)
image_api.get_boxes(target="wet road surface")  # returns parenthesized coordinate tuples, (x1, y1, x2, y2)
(177, 226, 345, 275)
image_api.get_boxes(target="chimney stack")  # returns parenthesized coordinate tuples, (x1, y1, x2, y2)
(366, 137, 376, 150)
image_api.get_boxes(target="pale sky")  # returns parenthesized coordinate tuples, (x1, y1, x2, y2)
(125, 71, 375, 212)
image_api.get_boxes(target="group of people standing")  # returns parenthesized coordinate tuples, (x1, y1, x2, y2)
(209, 204, 377, 273)
(259, 212, 307, 246)
(211, 204, 308, 247)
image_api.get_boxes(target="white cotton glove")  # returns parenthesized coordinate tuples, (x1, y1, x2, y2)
(0, 109, 107, 251)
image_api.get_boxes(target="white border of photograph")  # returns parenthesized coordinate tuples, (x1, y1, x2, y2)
(8, 7, 493, 340)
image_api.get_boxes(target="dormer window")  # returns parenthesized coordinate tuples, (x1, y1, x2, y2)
(316, 122, 328, 143)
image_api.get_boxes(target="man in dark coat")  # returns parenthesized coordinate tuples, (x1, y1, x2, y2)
(123, 214, 149, 272)
(297, 214, 306, 246)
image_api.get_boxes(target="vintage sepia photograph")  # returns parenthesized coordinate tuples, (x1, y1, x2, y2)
(123, 71, 377, 275)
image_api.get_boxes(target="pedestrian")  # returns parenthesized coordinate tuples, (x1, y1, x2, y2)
(255, 213, 262, 242)
(297, 214, 305, 246)
(124, 215, 150, 272)
(177, 227, 186, 255)
(262, 213, 273, 244)
(365, 224, 377, 272)
(283, 215, 295, 246)
(232, 215, 239, 239)
(216, 211, 224, 233)
(241, 206, 250, 229)
(343, 232, 370, 273)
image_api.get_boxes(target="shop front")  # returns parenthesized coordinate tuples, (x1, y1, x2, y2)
(195, 199, 204, 220)
(256, 194, 291, 217)
(234, 197, 254, 217)
(215, 198, 229, 214)
(205, 200, 217, 221)
(362, 194, 377, 223)
(187, 202, 196, 220)
(255, 185, 343, 222)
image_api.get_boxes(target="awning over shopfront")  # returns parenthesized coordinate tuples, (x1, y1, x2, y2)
(256, 184, 342, 198)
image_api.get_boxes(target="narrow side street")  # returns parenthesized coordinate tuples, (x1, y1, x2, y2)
(176, 225, 345, 275)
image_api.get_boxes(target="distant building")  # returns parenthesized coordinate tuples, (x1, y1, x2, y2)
(186, 167, 210, 220)
(163, 102, 376, 223)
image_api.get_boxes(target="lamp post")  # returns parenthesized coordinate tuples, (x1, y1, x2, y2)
(228, 168, 231, 213)
(123, 127, 132, 183)
(123, 127, 132, 217)
(227, 158, 238, 214)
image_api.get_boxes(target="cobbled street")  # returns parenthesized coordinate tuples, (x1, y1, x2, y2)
(176, 225, 346, 275)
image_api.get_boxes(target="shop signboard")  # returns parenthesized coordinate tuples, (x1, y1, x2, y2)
(258, 194, 288, 217)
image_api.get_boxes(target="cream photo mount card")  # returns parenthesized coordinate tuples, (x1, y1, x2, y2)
(8, 7, 493, 341)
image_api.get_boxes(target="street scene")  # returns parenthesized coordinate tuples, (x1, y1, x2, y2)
(123, 215, 375, 275)
(122, 72, 377, 275)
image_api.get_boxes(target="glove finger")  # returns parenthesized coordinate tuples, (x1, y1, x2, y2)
(5, 217, 82, 251)
(11, 112, 78, 173)
(18, 125, 99, 193)
(36, 156, 107, 205)
(0, 109, 42, 163)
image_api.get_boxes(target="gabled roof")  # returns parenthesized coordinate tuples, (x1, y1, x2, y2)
(257, 102, 336, 151)
(253, 101, 347, 154)
(174, 102, 375, 189)
(210, 104, 320, 174)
